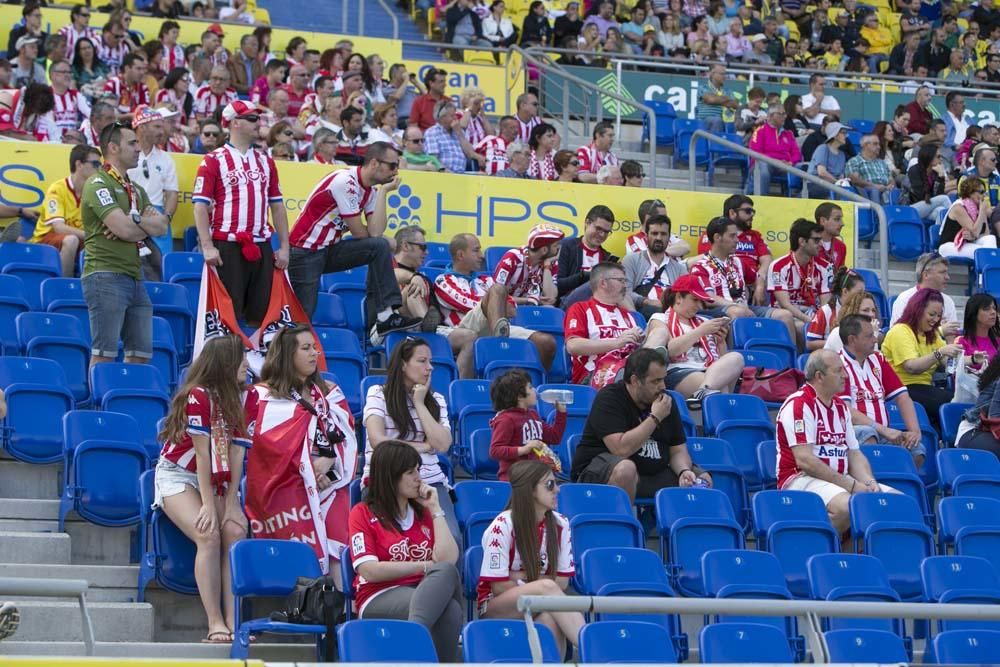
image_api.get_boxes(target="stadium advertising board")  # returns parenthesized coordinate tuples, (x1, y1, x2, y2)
(541, 65, 1000, 128)
(0, 143, 852, 264)
(401, 59, 514, 115)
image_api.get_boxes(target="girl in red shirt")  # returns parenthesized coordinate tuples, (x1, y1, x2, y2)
(477, 460, 585, 652)
(155, 335, 250, 644)
(347, 440, 462, 662)
(488, 370, 566, 480)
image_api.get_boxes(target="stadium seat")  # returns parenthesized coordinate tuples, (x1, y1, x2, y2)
(90, 363, 170, 458)
(461, 619, 561, 663)
(448, 379, 493, 467)
(536, 383, 595, 455)
(150, 316, 180, 391)
(666, 389, 697, 438)
(162, 251, 204, 283)
(702, 393, 774, 489)
(324, 267, 368, 341)
(483, 246, 513, 274)
(974, 247, 1000, 293)
(473, 337, 545, 385)
(40, 277, 90, 340)
(558, 483, 632, 519)
(312, 292, 348, 328)
(937, 496, 1000, 573)
(688, 437, 749, 530)
(467, 428, 499, 480)
(384, 331, 459, 391)
(824, 629, 909, 663)
(337, 619, 437, 663)
(313, 327, 366, 415)
(641, 99, 676, 149)
(423, 241, 450, 266)
(731, 318, 797, 370)
(512, 305, 564, 334)
(857, 207, 877, 243)
(579, 621, 678, 664)
(560, 433, 580, 481)
(360, 374, 385, 398)
(756, 440, 777, 489)
(887, 217, 926, 260)
(463, 546, 483, 620)
(737, 348, 788, 372)
(930, 629, 1000, 664)
(860, 444, 931, 524)
(673, 118, 708, 167)
(229, 539, 331, 659)
(570, 513, 644, 562)
(938, 448, 1000, 496)
(146, 282, 194, 365)
(939, 403, 973, 449)
(921, 555, 1000, 632)
(699, 622, 794, 663)
(850, 492, 935, 600)
(454, 480, 510, 547)
(707, 132, 748, 187)
(886, 399, 940, 489)
(655, 487, 744, 596)
(0, 356, 75, 463)
(137, 469, 197, 601)
(0, 242, 61, 310)
(0, 274, 29, 355)
(807, 553, 904, 637)
(752, 490, 839, 599)
(60, 410, 150, 530)
(15, 312, 91, 405)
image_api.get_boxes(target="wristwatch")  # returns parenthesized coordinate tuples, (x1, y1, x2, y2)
(131, 211, 142, 225)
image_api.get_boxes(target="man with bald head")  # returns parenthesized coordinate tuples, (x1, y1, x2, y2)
(776, 349, 897, 534)
(195, 66, 238, 120)
(283, 64, 313, 119)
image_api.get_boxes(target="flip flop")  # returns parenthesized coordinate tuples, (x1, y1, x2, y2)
(202, 631, 233, 643)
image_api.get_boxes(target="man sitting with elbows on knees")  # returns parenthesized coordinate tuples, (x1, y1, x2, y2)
(777, 349, 898, 535)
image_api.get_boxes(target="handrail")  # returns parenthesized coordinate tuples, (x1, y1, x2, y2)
(371, 0, 401, 40)
(508, 46, 658, 183)
(0, 576, 96, 655)
(517, 593, 1000, 664)
(688, 129, 888, 288)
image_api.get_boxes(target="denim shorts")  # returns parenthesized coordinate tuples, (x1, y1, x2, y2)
(82, 271, 153, 359)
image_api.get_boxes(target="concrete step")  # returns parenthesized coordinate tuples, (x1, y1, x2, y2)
(0, 531, 71, 565)
(0, 640, 317, 660)
(6, 600, 153, 642)
(0, 498, 134, 565)
(0, 563, 138, 602)
(0, 456, 61, 499)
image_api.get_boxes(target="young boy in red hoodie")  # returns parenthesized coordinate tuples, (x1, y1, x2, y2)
(488, 369, 567, 481)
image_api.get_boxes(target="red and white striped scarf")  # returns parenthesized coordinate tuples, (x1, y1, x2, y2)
(666, 308, 720, 367)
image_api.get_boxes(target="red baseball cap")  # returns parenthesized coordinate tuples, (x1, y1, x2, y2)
(670, 274, 714, 302)
(527, 223, 565, 250)
(207, 23, 225, 36)
(221, 100, 261, 127)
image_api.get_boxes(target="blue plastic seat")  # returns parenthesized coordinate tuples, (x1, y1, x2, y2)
(885, 399, 940, 489)
(888, 217, 926, 260)
(731, 318, 797, 370)
(462, 619, 561, 663)
(937, 496, 1000, 574)
(337, 619, 437, 663)
(536, 383, 594, 451)
(229, 539, 331, 659)
(150, 316, 179, 391)
(483, 246, 514, 274)
(666, 389, 697, 438)
(938, 448, 1000, 496)
(756, 440, 777, 489)
(673, 118, 708, 167)
(312, 292, 348, 328)
(467, 428, 499, 480)
(146, 282, 194, 365)
(0, 242, 61, 310)
(462, 546, 483, 620)
(60, 410, 150, 530)
(699, 622, 794, 663)
(558, 483, 632, 518)
(688, 437, 748, 530)
(975, 247, 1000, 293)
(15, 312, 90, 405)
(384, 331, 459, 391)
(473, 337, 544, 385)
(921, 555, 1000, 632)
(448, 379, 493, 467)
(737, 348, 788, 372)
(752, 490, 839, 599)
(0, 356, 75, 463)
(939, 403, 974, 449)
(571, 513, 644, 562)
(162, 251, 204, 283)
(579, 621, 678, 664)
(807, 553, 905, 638)
(40, 277, 90, 339)
(422, 241, 449, 267)
(512, 305, 564, 334)
(454, 480, 510, 547)
(0, 274, 30, 354)
(90, 363, 170, 459)
(707, 132, 749, 187)
(702, 393, 775, 489)
(850, 493, 935, 600)
(930, 629, 1000, 664)
(313, 327, 367, 415)
(655, 487, 744, 596)
(137, 469, 197, 601)
(325, 283, 366, 341)
(560, 433, 580, 481)
(824, 629, 909, 663)
(641, 99, 676, 148)
(860, 444, 931, 523)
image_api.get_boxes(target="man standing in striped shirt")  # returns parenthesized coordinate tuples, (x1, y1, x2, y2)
(287, 140, 422, 339)
(192, 101, 290, 327)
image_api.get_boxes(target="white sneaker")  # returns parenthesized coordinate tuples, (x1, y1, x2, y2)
(0, 602, 19, 641)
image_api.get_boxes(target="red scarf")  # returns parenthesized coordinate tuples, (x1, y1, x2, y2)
(954, 197, 981, 252)
(666, 308, 719, 367)
(790, 252, 819, 308)
(207, 395, 233, 496)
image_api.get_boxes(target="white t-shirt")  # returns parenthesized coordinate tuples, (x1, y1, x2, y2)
(128, 146, 178, 207)
(801, 92, 841, 125)
(362, 384, 450, 486)
(889, 285, 958, 327)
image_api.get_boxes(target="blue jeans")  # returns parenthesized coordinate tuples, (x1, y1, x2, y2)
(82, 271, 153, 359)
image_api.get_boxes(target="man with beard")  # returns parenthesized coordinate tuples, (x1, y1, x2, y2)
(622, 215, 688, 319)
(625, 198, 690, 258)
(695, 194, 773, 307)
(767, 218, 833, 347)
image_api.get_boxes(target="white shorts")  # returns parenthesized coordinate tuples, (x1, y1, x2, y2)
(436, 303, 535, 340)
(152, 458, 199, 510)
(783, 473, 898, 507)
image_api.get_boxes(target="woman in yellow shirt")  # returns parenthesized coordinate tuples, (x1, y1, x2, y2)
(859, 13, 893, 74)
(882, 288, 963, 433)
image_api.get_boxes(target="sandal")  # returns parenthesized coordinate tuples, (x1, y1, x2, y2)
(202, 631, 233, 643)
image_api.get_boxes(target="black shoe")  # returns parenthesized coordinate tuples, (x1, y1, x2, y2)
(374, 312, 422, 337)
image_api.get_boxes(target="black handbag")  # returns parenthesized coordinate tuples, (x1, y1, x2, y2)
(271, 575, 344, 661)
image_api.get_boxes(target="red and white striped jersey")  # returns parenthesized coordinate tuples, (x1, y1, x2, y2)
(818, 237, 847, 270)
(776, 382, 859, 488)
(492, 247, 554, 305)
(838, 349, 906, 427)
(625, 231, 646, 254)
(103, 76, 150, 114)
(564, 299, 641, 384)
(289, 167, 378, 251)
(517, 115, 540, 143)
(161, 42, 187, 72)
(154, 88, 189, 125)
(79, 118, 100, 147)
(528, 149, 557, 181)
(474, 135, 509, 176)
(192, 144, 283, 242)
(194, 87, 238, 118)
(208, 50, 229, 69)
(95, 36, 130, 75)
(580, 242, 604, 272)
(691, 253, 748, 305)
(58, 25, 99, 55)
(283, 84, 312, 120)
(767, 252, 832, 309)
(50, 88, 90, 133)
(434, 271, 495, 327)
(575, 142, 619, 175)
(457, 110, 487, 145)
(697, 228, 772, 286)
(807, 303, 838, 343)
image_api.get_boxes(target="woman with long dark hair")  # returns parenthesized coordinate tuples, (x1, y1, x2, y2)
(528, 122, 559, 181)
(0, 83, 55, 141)
(363, 339, 457, 540)
(245, 325, 358, 582)
(347, 440, 462, 661)
(959, 293, 1000, 372)
(344, 53, 377, 98)
(477, 460, 584, 652)
(806, 266, 865, 350)
(882, 288, 962, 432)
(906, 144, 953, 223)
(956, 353, 1000, 456)
(155, 335, 250, 644)
(71, 37, 109, 98)
(156, 67, 195, 129)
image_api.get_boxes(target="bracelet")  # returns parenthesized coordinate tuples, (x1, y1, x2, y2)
(648, 413, 661, 426)
(678, 468, 693, 478)
(934, 350, 943, 362)
(432, 510, 446, 519)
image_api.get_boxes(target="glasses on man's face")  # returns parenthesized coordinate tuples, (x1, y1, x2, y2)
(740, 207, 755, 215)
(569, 160, 580, 166)
(281, 130, 294, 137)
(591, 225, 612, 235)
(203, 130, 221, 137)
(80, 12, 91, 19)
(605, 276, 627, 283)
(408, 137, 424, 144)
(378, 159, 400, 170)
(51, 68, 72, 75)
(408, 242, 428, 250)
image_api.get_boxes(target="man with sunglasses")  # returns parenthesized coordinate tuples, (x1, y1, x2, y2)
(193, 100, 289, 327)
(31, 144, 100, 276)
(575, 121, 619, 184)
(695, 194, 773, 307)
(128, 106, 178, 262)
(194, 119, 223, 154)
(57, 5, 98, 57)
(289, 141, 422, 341)
(400, 126, 445, 172)
(95, 22, 130, 76)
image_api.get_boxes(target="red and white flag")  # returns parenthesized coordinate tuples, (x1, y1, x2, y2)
(192, 264, 254, 359)
(245, 269, 327, 375)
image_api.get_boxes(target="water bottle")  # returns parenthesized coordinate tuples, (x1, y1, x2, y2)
(694, 477, 709, 488)
(539, 389, 574, 405)
(946, 353, 958, 375)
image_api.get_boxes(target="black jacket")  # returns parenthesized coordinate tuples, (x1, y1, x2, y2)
(556, 237, 619, 297)
(445, 5, 485, 43)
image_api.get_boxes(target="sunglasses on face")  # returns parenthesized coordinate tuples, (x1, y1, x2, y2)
(378, 159, 400, 170)
(408, 241, 428, 250)
(203, 130, 221, 137)
(568, 159, 580, 166)
(237, 114, 260, 123)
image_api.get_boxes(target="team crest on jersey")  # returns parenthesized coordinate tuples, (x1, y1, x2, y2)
(47, 199, 58, 214)
(194, 176, 204, 193)
(794, 420, 805, 433)
(96, 188, 114, 207)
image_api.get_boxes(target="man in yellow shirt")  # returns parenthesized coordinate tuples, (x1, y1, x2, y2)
(859, 12, 893, 73)
(32, 144, 102, 277)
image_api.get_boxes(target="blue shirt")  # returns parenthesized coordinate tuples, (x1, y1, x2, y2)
(424, 123, 467, 174)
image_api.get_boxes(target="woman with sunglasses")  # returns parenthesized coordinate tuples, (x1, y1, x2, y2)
(553, 149, 581, 183)
(939, 177, 997, 260)
(477, 460, 584, 653)
(806, 266, 866, 351)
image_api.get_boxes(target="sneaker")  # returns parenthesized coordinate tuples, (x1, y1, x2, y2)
(0, 602, 19, 641)
(686, 386, 720, 409)
(493, 317, 511, 338)
(374, 312, 422, 338)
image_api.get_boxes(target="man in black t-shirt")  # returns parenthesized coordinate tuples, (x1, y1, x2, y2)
(571, 348, 712, 500)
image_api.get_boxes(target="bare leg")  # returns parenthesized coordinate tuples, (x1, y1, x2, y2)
(703, 352, 745, 392)
(672, 371, 707, 399)
(528, 332, 555, 370)
(607, 459, 639, 502)
(449, 328, 478, 378)
(482, 578, 585, 648)
(59, 236, 80, 277)
(769, 308, 798, 350)
(826, 492, 851, 535)
(480, 284, 509, 330)
(216, 495, 246, 633)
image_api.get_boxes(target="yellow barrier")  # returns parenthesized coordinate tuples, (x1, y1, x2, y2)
(0, 142, 853, 264)
(400, 59, 511, 115)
